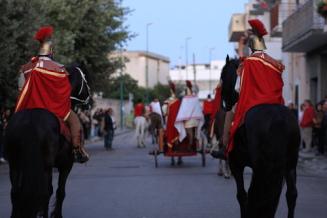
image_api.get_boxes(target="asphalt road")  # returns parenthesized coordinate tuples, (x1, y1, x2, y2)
(1, 131, 327, 218)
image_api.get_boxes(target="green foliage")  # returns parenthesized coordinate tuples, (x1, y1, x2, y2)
(317, 0, 327, 18)
(0, 0, 42, 107)
(103, 74, 171, 104)
(0, 0, 131, 108)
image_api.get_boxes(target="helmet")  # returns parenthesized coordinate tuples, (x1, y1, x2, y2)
(34, 26, 54, 56)
(186, 80, 192, 95)
(248, 19, 267, 51)
(248, 34, 267, 51)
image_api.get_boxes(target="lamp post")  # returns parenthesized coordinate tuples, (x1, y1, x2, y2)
(185, 37, 191, 80)
(146, 23, 152, 87)
(145, 22, 152, 103)
(209, 47, 215, 95)
(119, 0, 124, 129)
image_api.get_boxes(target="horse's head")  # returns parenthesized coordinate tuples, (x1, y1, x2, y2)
(66, 64, 91, 108)
(220, 55, 240, 111)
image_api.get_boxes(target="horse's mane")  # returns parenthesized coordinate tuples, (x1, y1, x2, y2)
(221, 55, 240, 111)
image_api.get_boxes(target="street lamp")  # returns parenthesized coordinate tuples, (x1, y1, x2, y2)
(185, 37, 191, 80)
(119, 0, 124, 129)
(145, 22, 152, 103)
(209, 47, 215, 95)
(146, 23, 153, 88)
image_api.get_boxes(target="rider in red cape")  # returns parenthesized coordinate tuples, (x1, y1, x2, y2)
(165, 81, 181, 148)
(15, 26, 89, 163)
(209, 83, 222, 138)
(226, 19, 285, 155)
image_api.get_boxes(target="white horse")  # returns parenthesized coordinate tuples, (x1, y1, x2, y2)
(134, 116, 148, 147)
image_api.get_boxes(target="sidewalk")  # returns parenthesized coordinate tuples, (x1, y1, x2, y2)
(298, 150, 327, 178)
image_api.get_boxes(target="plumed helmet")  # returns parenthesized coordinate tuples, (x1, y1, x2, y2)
(34, 26, 54, 56)
(248, 19, 267, 51)
(186, 80, 192, 89)
(169, 81, 176, 93)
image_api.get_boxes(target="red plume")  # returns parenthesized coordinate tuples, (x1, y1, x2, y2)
(248, 19, 267, 37)
(34, 26, 54, 43)
(186, 80, 192, 89)
(169, 81, 176, 92)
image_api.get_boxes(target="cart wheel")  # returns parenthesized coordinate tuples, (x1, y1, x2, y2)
(154, 149, 158, 168)
(201, 144, 206, 167)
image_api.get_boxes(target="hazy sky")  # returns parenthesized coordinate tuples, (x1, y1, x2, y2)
(123, 0, 248, 66)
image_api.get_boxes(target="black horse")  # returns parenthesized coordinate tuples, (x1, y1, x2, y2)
(220, 56, 300, 218)
(4, 64, 90, 218)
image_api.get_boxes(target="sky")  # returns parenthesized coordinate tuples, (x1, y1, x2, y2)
(122, 0, 249, 66)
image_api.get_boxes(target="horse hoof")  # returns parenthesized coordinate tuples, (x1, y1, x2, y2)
(217, 171, 223, 176)
(224, 175, 231, 179)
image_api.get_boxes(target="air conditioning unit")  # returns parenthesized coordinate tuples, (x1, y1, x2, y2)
(228, 14, 246, 42)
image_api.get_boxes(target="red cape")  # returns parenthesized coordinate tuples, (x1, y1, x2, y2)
(209, 86, 222, 137)
(15, 67, 71, 120)
(227, 55, 284, 155)
(203, 99, 214, 115)
(166, 98, 181, 147)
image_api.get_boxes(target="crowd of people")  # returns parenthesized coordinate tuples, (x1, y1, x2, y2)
(288, 97, 327, 155)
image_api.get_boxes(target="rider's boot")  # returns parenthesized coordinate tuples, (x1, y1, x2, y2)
(66, 111, 89, 163)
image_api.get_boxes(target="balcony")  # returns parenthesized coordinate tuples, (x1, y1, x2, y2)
(228, 14, 246, 42)
(282, 0, 327, 52)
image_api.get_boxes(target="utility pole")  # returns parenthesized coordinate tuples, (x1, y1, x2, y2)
(193, 53, 196, 84)
(119, 0, 124, 129)
(145, 22, 152, 103)
(209, 47, 215, 95)
(185, 37, 191, 80)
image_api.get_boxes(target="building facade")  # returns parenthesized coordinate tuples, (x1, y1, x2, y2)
(282, 0, 327, 104)
(169, 60, 225, 99)
(110, 50, 170, 88)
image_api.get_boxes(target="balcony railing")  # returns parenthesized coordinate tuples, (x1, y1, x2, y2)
(282, 0, 326, 52)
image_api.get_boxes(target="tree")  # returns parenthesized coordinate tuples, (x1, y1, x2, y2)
(0, 0, 42, 108)
(0, 0, 132, 108)
(42, 0, 131, 91)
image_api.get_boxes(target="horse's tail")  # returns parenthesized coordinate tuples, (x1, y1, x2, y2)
(5, 119, 47, 217)
(20, 129, 47, 216)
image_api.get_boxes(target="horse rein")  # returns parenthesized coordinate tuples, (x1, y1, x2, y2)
(70, 67, 91, 105)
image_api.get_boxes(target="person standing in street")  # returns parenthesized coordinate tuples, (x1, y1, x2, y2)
(202, 94, 214, 144)
(300, 99, 316, 152)
(102, 108, 116, 150)
(134, 99, 146, 147)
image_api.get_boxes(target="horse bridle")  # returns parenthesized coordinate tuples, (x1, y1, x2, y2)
(70, 67, 91, 105)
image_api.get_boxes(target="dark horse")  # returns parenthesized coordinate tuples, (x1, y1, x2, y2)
(220, 56, 300, 218)
(4, 64, 90, 218)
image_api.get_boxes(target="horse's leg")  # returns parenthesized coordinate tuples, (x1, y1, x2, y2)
(229, 160, 247, 218)
(171, 157, 175, 166)
(9, 166, 21, 218)
(51, 165, 72, 218)
(285, 168, 297, 218)
(40, 168, 53, 218)
(223, 160, 231, 179)
(217, 160, 223, 176)
(246, 166, 284, 218)
(140, 120, 145, 147)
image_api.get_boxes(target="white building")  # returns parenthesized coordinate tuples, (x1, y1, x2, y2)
(110, 50, 170, 88)
(169, 60, 225, 99)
